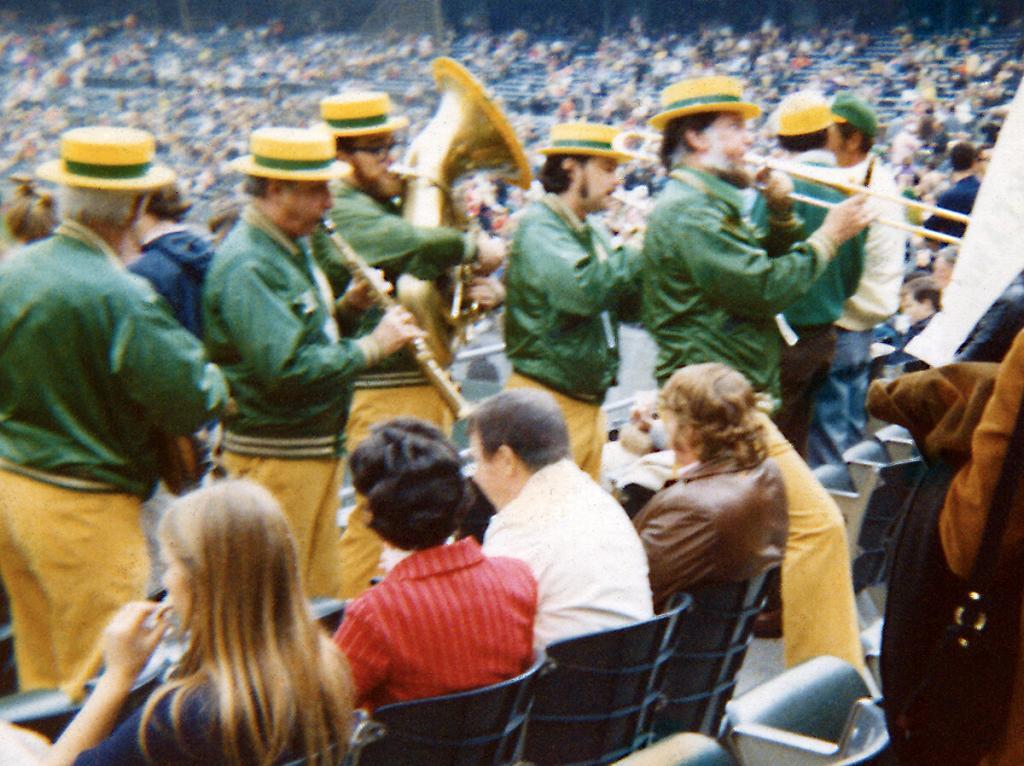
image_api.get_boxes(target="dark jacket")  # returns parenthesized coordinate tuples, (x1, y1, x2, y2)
(924, 175, 980, 239)
(129, 228, 215, 338)
(632, 457, 789, 613)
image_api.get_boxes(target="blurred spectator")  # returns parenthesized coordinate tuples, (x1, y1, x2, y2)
(924, 141, 981, 240)
(2, 177, 56, 246)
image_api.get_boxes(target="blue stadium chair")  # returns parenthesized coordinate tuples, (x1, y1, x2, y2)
(842, 439, 891, 467)
(722, 656, 889, 766)
(522, 597, 692, 766)
(613, 733, 738, 766)
(652, 572, 772, 740)
(872, 424, 918, 463)
(309, 597, 346, 634)
(850, 458, 925, 593)
(348, 653, 545, 766)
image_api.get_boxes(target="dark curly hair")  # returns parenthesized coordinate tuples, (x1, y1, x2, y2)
(658, 363, 767, 466)
(349, 417, 468, 550)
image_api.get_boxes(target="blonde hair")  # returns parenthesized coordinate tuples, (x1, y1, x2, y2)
(142, 480, 352, 765)
(659, 363, 767, 466)
(4, 180, 57, 244)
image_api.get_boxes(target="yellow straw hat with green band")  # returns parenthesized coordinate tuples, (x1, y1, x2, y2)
(36, 126, 176, 191)
(776, 91, 833, 136)
(320, 92, 410, 137)
(231, 127, 350, 181)
(649, 75, 761, 131)
(537, 122, 635, 163)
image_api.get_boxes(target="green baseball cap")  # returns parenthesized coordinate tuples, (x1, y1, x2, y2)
(831, 92, 878, 138)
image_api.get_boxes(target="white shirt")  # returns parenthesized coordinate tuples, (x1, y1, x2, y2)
(483, 459, 654, 650)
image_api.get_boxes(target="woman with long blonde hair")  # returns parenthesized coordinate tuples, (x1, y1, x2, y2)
(46, 479, 353, 765)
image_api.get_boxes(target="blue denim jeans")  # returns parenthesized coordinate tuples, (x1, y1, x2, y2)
(807, 328, 873, 471)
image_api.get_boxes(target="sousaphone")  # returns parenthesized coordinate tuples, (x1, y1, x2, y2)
(398, 57, 532, 366)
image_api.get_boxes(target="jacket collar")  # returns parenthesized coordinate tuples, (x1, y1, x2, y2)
(242, 204, 302, 259)
(670, 166, 745, 215)
(542, 193, 588, 235)
(793, 148, 837, 167)
(681, 456, 762, 482)
(55, 220, 123, 267)
(387, 537, 485, 581)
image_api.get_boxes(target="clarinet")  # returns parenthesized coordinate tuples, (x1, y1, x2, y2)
(320, 217, 473, 420)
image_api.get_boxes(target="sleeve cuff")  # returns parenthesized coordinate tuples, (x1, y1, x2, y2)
(462, 232, 478, 265)
(806, 229, 839, 266)
(356, 335, 385, 368)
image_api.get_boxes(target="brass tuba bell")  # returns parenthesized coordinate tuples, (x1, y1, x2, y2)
(397, 57, 532, 367)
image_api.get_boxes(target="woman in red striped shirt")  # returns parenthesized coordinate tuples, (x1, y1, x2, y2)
(334, 418, 538, 710)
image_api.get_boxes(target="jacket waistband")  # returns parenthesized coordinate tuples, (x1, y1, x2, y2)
(222, 432, 339, 459)
(354, 370, 429, 389)
(0, 458, 120, 493)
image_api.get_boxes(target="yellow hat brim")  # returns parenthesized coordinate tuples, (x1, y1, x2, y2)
(536, 146, 635, 163)
(36, 159, 176, 191)
(649, 101, 761, 131)
(230, 156, 351, 181)
(323, 116, 409, 137)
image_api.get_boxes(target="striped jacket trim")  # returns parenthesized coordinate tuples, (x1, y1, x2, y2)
(354, 370, 428, 389)
(222, 432, 339, 459)
(0, 458, 120, 493)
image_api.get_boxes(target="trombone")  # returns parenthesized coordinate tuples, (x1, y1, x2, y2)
(610, 130, 968, 245)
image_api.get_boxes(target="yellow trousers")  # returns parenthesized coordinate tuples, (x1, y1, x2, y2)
(339, 385, 453, 599)
(758, 415, 865, 671)
(506, 373, 606, 481)
(0, 471, 148, 699)
(221, 453, 345, 599)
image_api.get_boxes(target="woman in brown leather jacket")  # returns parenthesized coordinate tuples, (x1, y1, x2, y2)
(633, 363, 789, 613)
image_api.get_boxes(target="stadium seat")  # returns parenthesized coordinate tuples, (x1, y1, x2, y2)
(348, 653, 545, 766)
(652, 573, 771, 740)
(524, 598, 692, 766)
(812, 463, 855, 493)
(851, 458, 925, 593)
(0, 688, 78, 741)
(522, 597, 692, 765)
(613, 733, 738, 765)
(842, 439, 890, 467)
(872, 424, 918, 463)
(723, 656, 888, 766)
(309, 597, 346, 634)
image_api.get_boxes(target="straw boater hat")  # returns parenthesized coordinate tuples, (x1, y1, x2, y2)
(649, 75, 761, 131)
(537, 122, 635, 163)
(775, 91, 833, 136)
(320, 92, 410, 137)
(231, 127, 349, 181)
(36, 126, 176, 191)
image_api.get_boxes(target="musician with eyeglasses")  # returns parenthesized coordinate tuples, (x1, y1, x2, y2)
(310, 92, 506, 599)
(503, 122, 642, 480)
(203, 127, 422, 601)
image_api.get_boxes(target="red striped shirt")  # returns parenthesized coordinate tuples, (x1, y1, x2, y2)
(334, 537, 537, 710)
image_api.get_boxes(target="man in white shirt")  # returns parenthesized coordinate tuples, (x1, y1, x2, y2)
(470, 389, 654, 649)
(808, 92, 907, 475)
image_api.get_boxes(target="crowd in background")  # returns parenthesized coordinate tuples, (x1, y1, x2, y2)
(0, 16, 1020, 238)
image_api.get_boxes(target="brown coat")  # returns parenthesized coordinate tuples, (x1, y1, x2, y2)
(632, 458, 789, 613)
(868, 335, 1024, 766)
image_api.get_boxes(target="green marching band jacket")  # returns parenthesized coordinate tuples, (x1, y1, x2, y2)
(0, 221, 228, 496)
(310, 182, 470, 389)
(750, 156, 866, 330)
(204, 206, 378, 459)
(641, 167, 837, 400)
(504, 195, 641, 404)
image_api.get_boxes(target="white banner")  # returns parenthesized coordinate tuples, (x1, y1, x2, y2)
(906, 86, 1024, 367)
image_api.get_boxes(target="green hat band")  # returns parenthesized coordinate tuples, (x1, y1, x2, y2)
(326, 114, 389, 129)
(253, 155, 334, 171)
(664, 94, 741, 111)
(63, 159, 152, 179)
(551, 139, 614, 151)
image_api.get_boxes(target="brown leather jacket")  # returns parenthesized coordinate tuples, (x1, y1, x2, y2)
(632, 457, 789, 613)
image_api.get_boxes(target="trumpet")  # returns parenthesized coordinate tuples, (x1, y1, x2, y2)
(320, 217, 473, 420)
(612, 130, 969, 244)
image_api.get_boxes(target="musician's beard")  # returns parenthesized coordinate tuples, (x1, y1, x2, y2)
(702, 148, 752, 189)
